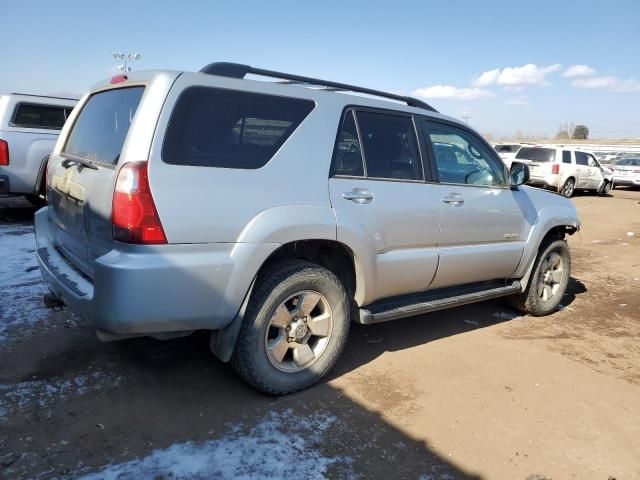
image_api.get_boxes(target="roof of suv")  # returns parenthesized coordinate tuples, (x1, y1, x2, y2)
(90, 63, 470, 133)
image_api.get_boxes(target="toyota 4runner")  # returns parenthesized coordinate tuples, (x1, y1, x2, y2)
(35, 63, 580, 394)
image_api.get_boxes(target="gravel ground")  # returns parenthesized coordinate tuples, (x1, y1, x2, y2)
(1, 189, 639, 479)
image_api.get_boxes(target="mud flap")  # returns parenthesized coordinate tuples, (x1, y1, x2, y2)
(209, 279, 256, 363)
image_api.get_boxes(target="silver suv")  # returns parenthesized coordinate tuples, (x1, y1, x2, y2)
(35, 63, 580, 394)
(0, 93, 77, 205)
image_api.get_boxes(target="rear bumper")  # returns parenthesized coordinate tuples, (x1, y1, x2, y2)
(527, 174, 560, 189)
(613, 175, 640, 186)
(35, 207, 277, 335)
(0, 175, 9, 194)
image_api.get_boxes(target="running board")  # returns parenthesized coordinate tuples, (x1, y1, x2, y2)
(358, 281, 521, 324)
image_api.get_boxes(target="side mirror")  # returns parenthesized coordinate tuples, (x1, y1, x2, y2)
(509, 161, 530, 188)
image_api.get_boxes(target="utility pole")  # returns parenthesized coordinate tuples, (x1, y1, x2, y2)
(112, 52, 141, 73)
(462, 114, 471, 124)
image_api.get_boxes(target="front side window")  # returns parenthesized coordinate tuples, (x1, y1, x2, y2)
(331, 111, 364, 177)
(562, 151, 572, 164)
(355, 111, 423, 181)
(423, 121, 506, 187)
(575, 152, 589, 166)
(163, 87, 315, 169)
(11, 103, 69, 129)
(63, 87, 144, 165)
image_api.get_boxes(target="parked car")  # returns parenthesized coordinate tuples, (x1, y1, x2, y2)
(515, 146, 609, 197)
(493, 143, 521, 168)
(610, 158, 640, 188)
(35, 63, 580, 395)
(0, 93, 77, 205)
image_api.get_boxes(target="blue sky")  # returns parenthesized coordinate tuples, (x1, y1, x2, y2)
(2, 0, 639, 138)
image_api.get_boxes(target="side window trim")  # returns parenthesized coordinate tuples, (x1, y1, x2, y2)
(421, 116, 510, 189)
(351, 109, 368, 177)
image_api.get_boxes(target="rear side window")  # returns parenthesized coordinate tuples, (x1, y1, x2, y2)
(575, 152, 589, 166)
(331, 111, 364, 177)
(515, 147, 556, 162)
(11, 103, 70, 129)
(562, 151, 572, 164)
(163, 87, 315, 169)
(63, 87, 144, 165)
(356, 111, 422, 181)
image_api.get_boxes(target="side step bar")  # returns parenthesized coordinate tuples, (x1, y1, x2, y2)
(358, 281, 522, 324)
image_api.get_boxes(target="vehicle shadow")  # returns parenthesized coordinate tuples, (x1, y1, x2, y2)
(0, 196, 37, 224)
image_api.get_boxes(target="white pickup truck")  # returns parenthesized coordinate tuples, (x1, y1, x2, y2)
(0, 93, 77, 205)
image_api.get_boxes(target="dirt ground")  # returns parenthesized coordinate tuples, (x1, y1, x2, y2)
(1, 188, 639, 479)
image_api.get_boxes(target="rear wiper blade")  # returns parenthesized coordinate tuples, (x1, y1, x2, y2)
(60, 154, 99, 170)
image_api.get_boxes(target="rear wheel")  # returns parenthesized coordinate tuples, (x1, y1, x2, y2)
(509, 238, 571, 316)
(560, 178, 575, 198)
(231, 259, 350, 395)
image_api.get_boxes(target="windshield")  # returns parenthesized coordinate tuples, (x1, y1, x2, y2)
(515, 147, 556, 163)
(63, 86, 145, 165)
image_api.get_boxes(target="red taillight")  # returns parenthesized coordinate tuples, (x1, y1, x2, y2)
(633, 169, 640, 174)
(551, 163, 560, 174)
(0, 140, 9, 166)
(112, 162, 167, 244)
(110, 75, 128, 84)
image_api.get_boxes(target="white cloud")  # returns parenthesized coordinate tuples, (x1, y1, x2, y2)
(472, 64, 562, 88)
(506, 96, 532, 106)
(562, 65, 597, 78)
(412, 85, 494, 101)
(572, 76, 640, 92)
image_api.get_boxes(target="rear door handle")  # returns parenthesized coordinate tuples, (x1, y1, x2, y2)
(440, 193, 464, 206)
(343, 190, 373, 204)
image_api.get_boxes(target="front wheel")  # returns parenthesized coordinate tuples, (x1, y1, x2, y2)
(598, 181, 612, 196)
(231, 259, 350, 395)
(509, 238, 571, 316)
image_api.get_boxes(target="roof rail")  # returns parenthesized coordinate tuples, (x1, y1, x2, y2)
(199, 62, 438, 113)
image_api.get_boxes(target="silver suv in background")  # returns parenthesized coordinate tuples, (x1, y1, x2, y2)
(516, 145, 612, 197)
(0, 93, 77, 205)
(36, 63, 580, 394)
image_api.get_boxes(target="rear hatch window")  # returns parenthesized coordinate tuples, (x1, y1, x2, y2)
(162, 86, 314, 169)
(63, 86, 145, 165)
(515, 147, 556, 163)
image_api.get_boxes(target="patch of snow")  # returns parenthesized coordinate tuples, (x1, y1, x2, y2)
(627, 232, 635, 237)
(78, 410, 353, 480)
(493, 312, 522, 320)
(0, 371, 121, 421)
(0, 225, 49, 342)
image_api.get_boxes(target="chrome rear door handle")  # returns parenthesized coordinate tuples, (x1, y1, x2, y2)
(343, 190, 373, 204)
(440, 193, 464, 205)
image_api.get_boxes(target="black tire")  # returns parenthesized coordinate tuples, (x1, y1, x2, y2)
(598, 181, 612, 196)
(560, 178, 575, 198)
(231, 259, 350, 395)
(508, 238, 571, 316)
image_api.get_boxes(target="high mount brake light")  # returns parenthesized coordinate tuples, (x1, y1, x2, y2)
(110, 75, 128, 84)
(112, 162, 167, 244)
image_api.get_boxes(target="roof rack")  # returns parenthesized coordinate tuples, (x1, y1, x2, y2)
(199, 62, 438, 113)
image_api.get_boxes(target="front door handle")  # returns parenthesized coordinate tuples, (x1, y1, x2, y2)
(343, 190, 373, 204)
(440, 193, 464, 206)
